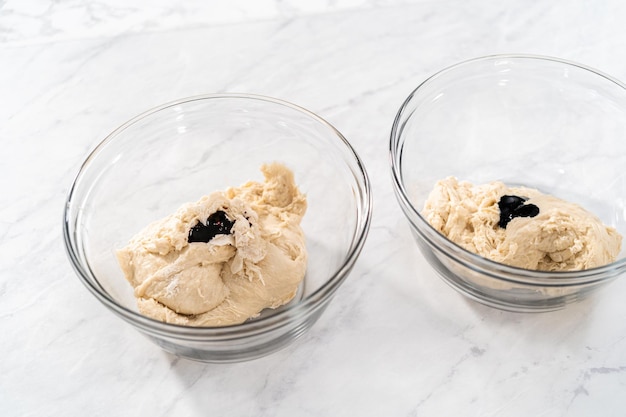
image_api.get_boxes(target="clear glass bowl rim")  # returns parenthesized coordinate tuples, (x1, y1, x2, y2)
(389, 53, 626, 286)
(63, 93, 373, 339)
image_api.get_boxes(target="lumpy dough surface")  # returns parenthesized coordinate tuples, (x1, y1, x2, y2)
(116, 163, 307, 327)
(422, 177, 622, 271)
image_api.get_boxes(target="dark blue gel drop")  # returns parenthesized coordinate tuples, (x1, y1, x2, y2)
(498, 195, 540, 228)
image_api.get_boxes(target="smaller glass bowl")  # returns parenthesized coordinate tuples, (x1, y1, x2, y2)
(390, 55, 626, 312)
(64, 94, 372, 362)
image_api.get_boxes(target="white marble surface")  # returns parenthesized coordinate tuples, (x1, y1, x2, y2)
(2, 0, 626, 416)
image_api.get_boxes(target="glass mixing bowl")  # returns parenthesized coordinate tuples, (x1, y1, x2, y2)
(64, 94, 372, 362)
(390, 55, 626, 312)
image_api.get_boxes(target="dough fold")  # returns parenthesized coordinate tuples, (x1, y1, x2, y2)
(116, 163, 307, 326)
(422, 177, 622, 271)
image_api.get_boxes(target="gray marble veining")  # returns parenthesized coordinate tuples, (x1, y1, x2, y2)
(2, 1, 626, 416)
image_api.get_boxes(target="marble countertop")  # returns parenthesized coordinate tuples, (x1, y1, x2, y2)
(3, 1, 626, 416)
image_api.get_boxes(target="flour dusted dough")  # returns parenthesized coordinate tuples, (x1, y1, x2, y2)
(422, 177, 622, 271)
(116, 163, 307, 326)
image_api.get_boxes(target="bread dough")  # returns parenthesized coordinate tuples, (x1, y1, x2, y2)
(422, 177, 622, 271)
(116, 163, 307, 326)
